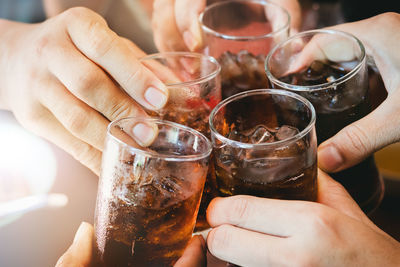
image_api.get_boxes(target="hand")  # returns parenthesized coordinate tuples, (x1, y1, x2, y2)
(152, 0, 301, 52)
(55, 222, 206, 267)
(55, 222, 93, 267)
(317, 12, 400, 173)
(206, 170, 400, 266)
(0, 7, 168, 175)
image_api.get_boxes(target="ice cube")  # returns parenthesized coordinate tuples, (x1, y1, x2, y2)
(275, 125, 299, 141)
(219, 51, 242, 80)
(247, 125, 275, 144)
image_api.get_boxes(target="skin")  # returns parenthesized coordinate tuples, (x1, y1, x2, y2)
(317, 13, 400, 173)
(203, 13, 400, 266)
(206, 170, 400, 267)
(152, 0, 302, 52)
(55, 222, 206, 267)
(0, 7, 168, 175)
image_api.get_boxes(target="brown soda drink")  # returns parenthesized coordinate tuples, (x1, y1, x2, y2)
(147, 103, 219, 231)
(140, 52, 221, 231)
(94, 118, 212, 266)
(278, 60, 383, 212)
(210, 89, 318, 202)
(199, 0, 290, 99)
(266, 30, 385, 214)
(214, 125, 318, 200)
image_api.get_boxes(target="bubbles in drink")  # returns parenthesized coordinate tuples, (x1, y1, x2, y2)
(219, 50, 269, 99)
(214, 124, 317, 200)
(95, 157, 207, 267)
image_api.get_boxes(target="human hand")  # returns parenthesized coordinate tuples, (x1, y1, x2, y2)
(206, 170, 400, 266)
(152, 0, 301, 52)
(317, 13, 400, 173)
(0, 7, 168, 175)
(55, 222, 206, 267)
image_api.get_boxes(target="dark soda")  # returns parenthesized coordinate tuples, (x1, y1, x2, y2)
(94, 157, 207, 267)
(279, 60, 384, 213)
(219, 50, 270, 99)
(213, 123, 317, 201)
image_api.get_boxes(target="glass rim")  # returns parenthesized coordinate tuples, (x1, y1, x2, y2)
(107, 117, 212, 161)
(139, 52, 221, 87)
(265, 29, 366, 92)
(199, 0, 290, 41)
(209, 89, 316, 149)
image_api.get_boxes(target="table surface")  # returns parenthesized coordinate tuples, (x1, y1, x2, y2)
(0, 110, 399, 267)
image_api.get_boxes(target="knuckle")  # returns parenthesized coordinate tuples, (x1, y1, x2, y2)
(123, 65, 145, 88)
(374, 12, 400, 26)
(207, 225, 232, 256)
(64, 108, 89, 134)
(74, 68, 102, 96)
(340, 124, 371, 156)
(71, 140, 98, 166)
(106, 99, 141, 121)
(306, 205, 336, 235)
(34, 35, 51, 58)
(229, 196, 251, 224)
(84, 21, 117, 59)
(63, 6, 97, 21)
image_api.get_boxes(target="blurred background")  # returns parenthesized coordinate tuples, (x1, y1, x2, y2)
(0, 0, 399, 266)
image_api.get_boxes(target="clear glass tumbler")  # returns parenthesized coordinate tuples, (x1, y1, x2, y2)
(94, 117, 212, 267)
(209, 89, 318, 201)
(199, 0, 290, 99)
(139, 52, 221, 231)
(265, 29, 384, 214)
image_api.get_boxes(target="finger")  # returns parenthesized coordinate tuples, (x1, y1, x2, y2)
(175, 0, 206, 51)
(317, 170, 370, 221)
(207, 195, 316, 237)
(152, 0, 188, 52)
(329, 13, 400, 93)
(55, 222, 94, 267)
(271, 0, 301, 33)
(37, 79, 109, 151)
(174, 235, 206, 267)
(287, 32, 360, 74)
(46, 41, 150, 122)
(317, 170, 386, 234)
(29, 107, 102, 175)
(63, 7, 169, 110)
(318, 93, 400, 173)
(207, 224, 290, 267)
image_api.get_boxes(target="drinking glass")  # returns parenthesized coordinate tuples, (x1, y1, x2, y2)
(209, 89, 318, 200)
(265, 29, 384, 213)
(140, 52, 221, 231)
(94, 117, 212, 266)
(199, 0, 290, 99)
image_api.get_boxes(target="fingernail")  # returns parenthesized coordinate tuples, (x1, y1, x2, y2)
(144, 86, 167, 109)
(183, 30, 200, 52)
(73, 222, 89, 244)
(318, 144, 344, 172)
(132, 122, 157, 146)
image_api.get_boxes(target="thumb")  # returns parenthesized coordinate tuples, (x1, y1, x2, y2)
(318, 92, 400, 173)
(318, 169, 387, 235)
(175, 0, 206, 52)
(55, 222, 94, 267)
(174, 235, 207, 267)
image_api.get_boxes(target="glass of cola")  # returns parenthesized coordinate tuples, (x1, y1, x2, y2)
(209, 89, 318, 201)
(94, 117, 212, 267)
